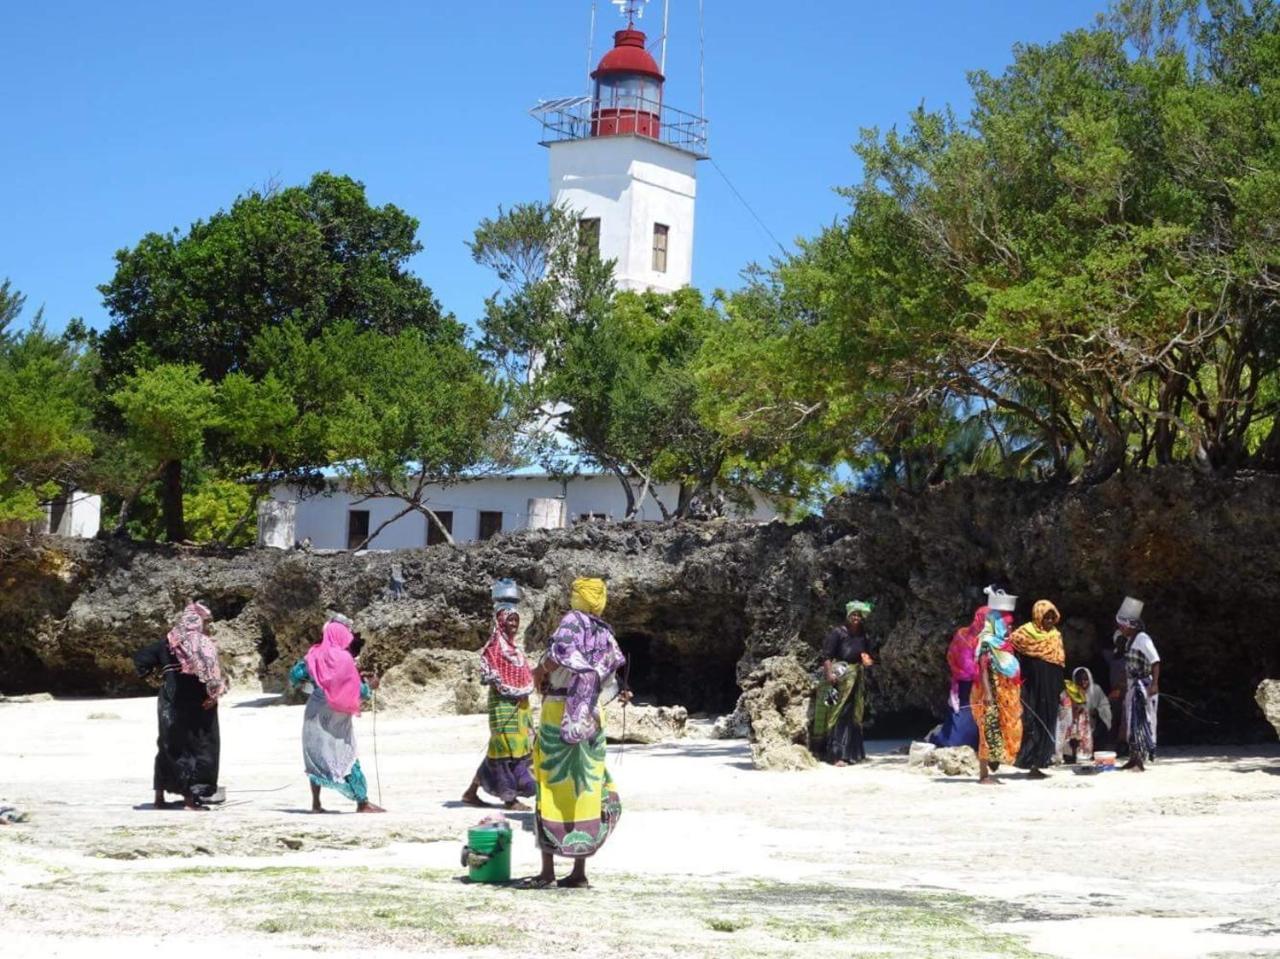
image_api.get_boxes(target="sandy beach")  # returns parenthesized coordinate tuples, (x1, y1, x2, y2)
(2, 692, 1279, 958)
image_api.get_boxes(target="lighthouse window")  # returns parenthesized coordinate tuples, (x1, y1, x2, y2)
(652, 223, 669, 273)
(578, 217, 601, 261)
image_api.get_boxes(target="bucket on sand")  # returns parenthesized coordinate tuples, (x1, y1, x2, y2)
(1094, 750, 1117, 772)
(462, 826, 512, 884)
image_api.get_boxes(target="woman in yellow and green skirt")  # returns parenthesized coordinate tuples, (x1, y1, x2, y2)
(462, 604, 536, 810)
(530, 577, 628, 889)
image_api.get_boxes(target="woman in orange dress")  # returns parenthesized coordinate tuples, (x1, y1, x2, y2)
(969, 588, 1022, 785)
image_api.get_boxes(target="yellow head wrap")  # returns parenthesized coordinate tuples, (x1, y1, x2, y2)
(570, 577, 607, 616)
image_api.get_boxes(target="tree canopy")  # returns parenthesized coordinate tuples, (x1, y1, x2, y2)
(701, 0, 1280, 490)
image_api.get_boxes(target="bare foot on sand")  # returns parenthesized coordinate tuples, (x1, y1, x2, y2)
(356, 802, 386, 813)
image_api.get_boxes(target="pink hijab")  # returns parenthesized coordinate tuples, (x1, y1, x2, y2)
(305, 621, 363, 715)
(945, 606, 984, 711)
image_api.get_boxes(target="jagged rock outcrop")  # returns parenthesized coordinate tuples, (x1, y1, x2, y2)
(1257, 681, 1280, 742)
(3, 468, 1280, 766)
(602, 702, 688, 744)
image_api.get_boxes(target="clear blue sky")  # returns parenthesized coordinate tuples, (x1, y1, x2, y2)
(3, 1, 1101, 335)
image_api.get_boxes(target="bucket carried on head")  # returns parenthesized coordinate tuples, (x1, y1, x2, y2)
(461, 825, 512, 884)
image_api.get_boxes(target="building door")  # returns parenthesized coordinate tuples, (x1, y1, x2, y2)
(478, 511, 504, 541)
(347, 510, 370, 550)
(426, 510, 454, 546)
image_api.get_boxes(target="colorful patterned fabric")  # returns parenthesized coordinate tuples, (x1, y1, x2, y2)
(545, 610, 626, 745)
(1056, 687, 1094, 760)
(970, 609, 1022, 765)
(485, 688, 533, 760)
(976, 609, 1022, 681)
(1125, 644, 1156, 762)
(1009, 601, 1065, 666)
(534, 697, 620, 858)
(305, 621, 363, 715)
(811, 662, 867, 763)
(845, 599, 873, 617)
(166, 601, 228, 699)
(480, 609, 534, 698)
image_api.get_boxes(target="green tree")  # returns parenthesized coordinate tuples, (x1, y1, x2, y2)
(326, 327, 508, 548)
(702, 0, 1280, 488)
(0, 281, 97, 522)
(471, 204, 787, 518)
(97, 172, 459, 539)
(110, 364, 219, 540)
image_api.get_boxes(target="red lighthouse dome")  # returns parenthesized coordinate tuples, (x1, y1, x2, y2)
(591, 28, 663, 140)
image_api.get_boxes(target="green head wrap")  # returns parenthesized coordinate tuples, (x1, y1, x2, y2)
(846, 600, 873, 618)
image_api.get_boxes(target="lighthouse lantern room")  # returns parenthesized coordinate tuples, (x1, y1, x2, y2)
(531, 0, 707, 294)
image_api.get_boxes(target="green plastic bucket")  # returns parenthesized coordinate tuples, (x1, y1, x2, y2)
(464, 826, 512, 884)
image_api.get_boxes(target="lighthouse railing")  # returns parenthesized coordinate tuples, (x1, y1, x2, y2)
(530, 95, 709, 158)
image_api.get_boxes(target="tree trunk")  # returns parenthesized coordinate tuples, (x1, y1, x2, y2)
(161, 459, 185, 543)
(422, 505, 456, 546)
(608, 464, 638, 520)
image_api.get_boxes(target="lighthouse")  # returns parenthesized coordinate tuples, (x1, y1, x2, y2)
(531, 1, 708, 294)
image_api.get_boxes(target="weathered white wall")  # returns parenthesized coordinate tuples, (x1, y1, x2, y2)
(45, 491, 100, 539)
(271, 475, 777, 551)
(548, 134, 697, 293)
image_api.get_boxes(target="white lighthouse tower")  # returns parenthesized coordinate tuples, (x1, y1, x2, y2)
(532, 1, 708, 293)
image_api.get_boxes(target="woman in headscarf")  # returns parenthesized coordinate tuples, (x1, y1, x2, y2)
(1055, 666, 1112, 763)
(288, 617, 385, 813)
(462, 601, 536, 810)
(530, 577, 629, 889)
(970, 589, 1022, 785)
(1116, 605, 1160, 772)
(928, 609, 981, 749)
(1010, 600, 1066, 779)
(133, 601, 228, 810)
(811, 600, 876, 766)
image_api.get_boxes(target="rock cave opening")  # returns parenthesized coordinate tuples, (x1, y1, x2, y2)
(613, 628, 744, 715)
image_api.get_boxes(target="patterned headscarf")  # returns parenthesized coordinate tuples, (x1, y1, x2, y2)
(1009, 600, 1065, 666)
(846, 600, 873, 618)
(570, 577, 608, 617)
(166, 601, 227, 699)
(480, 609, 534, 698)
(305, 620, 364, 715)
(976, 608, 1021, 681)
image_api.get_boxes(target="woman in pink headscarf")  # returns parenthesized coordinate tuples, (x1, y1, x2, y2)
(288, 617, 384, 813)
(133, 601, 228, 810)
(927, 609, 981, 749)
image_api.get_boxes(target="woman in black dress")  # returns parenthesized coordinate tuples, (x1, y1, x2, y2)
(811, 600, 876, 765)
(133, 601, 228, 810)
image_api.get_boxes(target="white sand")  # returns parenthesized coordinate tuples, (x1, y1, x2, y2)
(2, 693, 1279, 958)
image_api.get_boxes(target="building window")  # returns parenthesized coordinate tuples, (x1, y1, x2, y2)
(578, 217, 601, 262)
(346, 510, 370, 550)
(478, 510, 504, 541)
(426, 510, 453, 546)
(652, 223, 669, 273)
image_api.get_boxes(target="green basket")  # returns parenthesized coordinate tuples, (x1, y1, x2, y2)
(464, 826, 512, 884)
